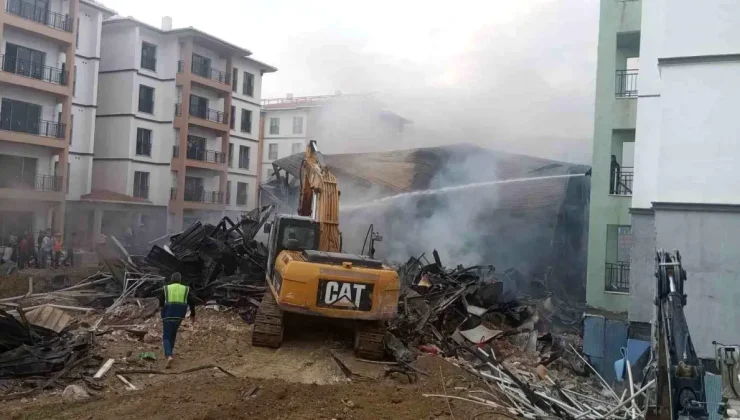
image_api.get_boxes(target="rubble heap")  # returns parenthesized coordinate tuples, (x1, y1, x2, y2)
(141, 205, 273, 308)
(384, 250, 648, 419)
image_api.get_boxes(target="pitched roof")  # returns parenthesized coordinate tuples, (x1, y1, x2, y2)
(80, 189, 151, 204)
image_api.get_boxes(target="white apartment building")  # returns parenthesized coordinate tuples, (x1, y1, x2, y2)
(92, 16, 275, 238)
(627, 0, 740, 358)
(260, 93, 410, 181)
(0, 0, 113, 245)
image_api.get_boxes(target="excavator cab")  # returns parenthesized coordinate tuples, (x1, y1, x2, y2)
(265, 214, 319, 279)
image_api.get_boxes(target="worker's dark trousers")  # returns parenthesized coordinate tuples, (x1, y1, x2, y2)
(162, 319, 182, 357)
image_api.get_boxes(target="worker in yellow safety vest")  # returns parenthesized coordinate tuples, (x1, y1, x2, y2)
(158, 272, 197, 368)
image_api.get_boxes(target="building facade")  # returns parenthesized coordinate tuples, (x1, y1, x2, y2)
(587, 0, 740, 360)
(627, 0, 740, 359)
(92, 16, 275, 239)
(585, 0, 641, 314)
(0, 0, 113, 244)
(260, 93, 410, 181)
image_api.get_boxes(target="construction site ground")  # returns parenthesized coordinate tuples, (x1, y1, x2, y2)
(1, 267, 513, 420)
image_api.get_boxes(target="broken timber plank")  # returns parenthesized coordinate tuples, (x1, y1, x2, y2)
(94, 359, 115, 379)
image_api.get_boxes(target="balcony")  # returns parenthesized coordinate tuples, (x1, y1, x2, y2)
(173, 145, 226, 165)
(1, 55, 68, 86)
(175, 103, 228, 132)
(609, 166, 633, 196)
(5, 0, 74, 32)
(177, 60, 230, 85)
(615, 69, 638, 98)
(605, 262, 630, 293)
(170, 188, 177, 200)
(0, 174, 64, 201)
(183, 189, 223, 204)
(0, 118, 65, 139)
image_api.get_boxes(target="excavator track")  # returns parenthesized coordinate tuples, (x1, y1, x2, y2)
(354, 322, 386, 360)
(251, 291, 284, 349)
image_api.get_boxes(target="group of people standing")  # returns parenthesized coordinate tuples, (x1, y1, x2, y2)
(2, 229, 77, 275)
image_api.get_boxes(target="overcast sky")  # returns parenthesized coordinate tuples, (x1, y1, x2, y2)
(100, 0, 599, 163)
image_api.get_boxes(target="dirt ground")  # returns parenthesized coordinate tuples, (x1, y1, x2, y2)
(2, 268, 514, 420)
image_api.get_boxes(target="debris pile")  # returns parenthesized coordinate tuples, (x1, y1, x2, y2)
(141, 206, 273, 309)
(385, 250, 648, 418)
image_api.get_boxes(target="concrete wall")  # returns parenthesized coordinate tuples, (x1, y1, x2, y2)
(662, 0, 740, 58)
(655, 63, 740, 204)
(653, 207, 740, 359)
(99, 26, 136, 72)
(628, 211, 655, 323)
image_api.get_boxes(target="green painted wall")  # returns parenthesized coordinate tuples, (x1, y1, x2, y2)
(585, 0, 641, 313)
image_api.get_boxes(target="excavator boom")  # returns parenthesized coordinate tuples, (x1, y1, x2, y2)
(297, 140, 341, 252)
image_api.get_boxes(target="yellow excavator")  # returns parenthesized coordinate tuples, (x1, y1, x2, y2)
(251, 140, 400, 359)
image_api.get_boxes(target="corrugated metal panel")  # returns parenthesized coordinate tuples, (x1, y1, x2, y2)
(583, 315, 606, 358)
(603, 319, 629, 383)
(24, 305, 73, 333)
(704, 373, 722, 420)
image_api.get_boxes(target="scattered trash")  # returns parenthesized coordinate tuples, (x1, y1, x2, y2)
(138, 352, 157, 361)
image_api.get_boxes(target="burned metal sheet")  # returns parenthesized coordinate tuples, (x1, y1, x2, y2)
(24, 306, 73, 333)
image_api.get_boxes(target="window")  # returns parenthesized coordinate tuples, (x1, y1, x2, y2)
(0, 98, 42, 135)
(268, 143, 278, 160)
(3, 44, 45, 80)
(141, 42, 157, 71)
(267, 168, 275, 178)
(228, 143, 234, 167)
(133, 171, 150, 199)
(280, 226, 316, 251)
(238, 145, 250, 169)
(226, 180, 231, 205)
(230, 105, 235, 130)
(191, 54, 210, 78)
(136, 128, 152, 156)
(269, 118, 279, 135)
(292, 116, 303, 134)
(236, 182, 248, 206)
(75, 18, 80, 48)
(240, 109, 252, 133)
(69, 114, 74, 144)
(66, 163, 70, 193)
(232, 68, 238, 92)
(242, 71, 254, 96)
(188, 94, 208, 119)
(73, 66, 77, 96)
(138, 85, 154, 114)
(291, 143, 303, 155)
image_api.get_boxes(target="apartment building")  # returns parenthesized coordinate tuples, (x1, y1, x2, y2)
(626, 0, 740, 359)
(92, 16, 275, 238)
(0, 0, 113, 243)
(587, 0, 740, 362)
(260, 92, 410, 181)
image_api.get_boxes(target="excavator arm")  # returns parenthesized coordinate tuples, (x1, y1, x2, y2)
(297, 140, 341, 252)
(653, 250, 708, 419)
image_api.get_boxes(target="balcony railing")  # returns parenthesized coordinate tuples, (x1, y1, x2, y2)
(172, 145, 226, 164)
(187, 104, 227, 125)
(184, 189, 223, 204)
(615, 69, 638, 98)
(0, 118, 65, 139)
(177, 60, 229, 85)
(0, 174, 63, 192)
(605, 262, 630, 292)
(1, 55, 68, 85)
(6, 0, 74, 32)
(609, 166, 633, 195)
